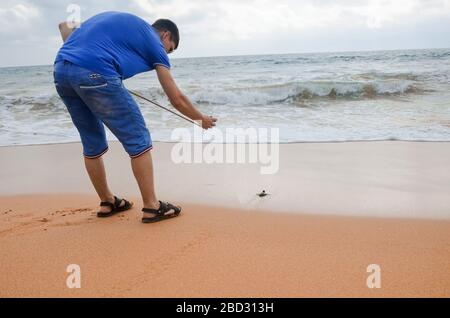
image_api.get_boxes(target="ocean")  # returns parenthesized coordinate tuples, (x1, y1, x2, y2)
(1, 48, 450, 146)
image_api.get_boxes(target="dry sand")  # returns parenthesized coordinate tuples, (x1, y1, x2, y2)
(0, 141, 449, 297)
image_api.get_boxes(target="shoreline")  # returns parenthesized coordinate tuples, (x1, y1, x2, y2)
(1, 191, 447, 222)
(2, 139, 450, 149)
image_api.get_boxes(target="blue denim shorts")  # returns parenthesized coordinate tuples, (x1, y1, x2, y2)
(53, 60, 152, 158)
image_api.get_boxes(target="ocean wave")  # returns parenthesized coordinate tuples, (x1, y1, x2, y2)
(354, 72, 420, 81)
(329, 55, 367, 61)
(0, 78, 432, 112)
(190, 80, 428, 106)
(0, 93, 66, 112)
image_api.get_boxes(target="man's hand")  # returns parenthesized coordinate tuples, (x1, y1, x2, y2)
(201, 114, 217, 129)
(155, 65, 218, 130)
(58, 21, 78, 42)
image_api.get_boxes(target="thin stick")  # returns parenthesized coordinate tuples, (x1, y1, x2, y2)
(129, 90, 201, 127)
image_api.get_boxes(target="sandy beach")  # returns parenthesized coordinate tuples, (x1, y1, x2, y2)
(1, 141, 450, 297)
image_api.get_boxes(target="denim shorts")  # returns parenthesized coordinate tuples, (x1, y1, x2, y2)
(53, 60, 152, 158)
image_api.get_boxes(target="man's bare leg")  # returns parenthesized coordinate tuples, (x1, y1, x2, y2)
(84, 156, 124, 213)
(131, 151, 160, 217)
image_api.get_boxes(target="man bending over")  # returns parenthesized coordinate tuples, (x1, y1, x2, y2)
(54, 11, 217, 223)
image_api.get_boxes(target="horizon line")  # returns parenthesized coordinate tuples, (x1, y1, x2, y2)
(1, 46, 449, 69)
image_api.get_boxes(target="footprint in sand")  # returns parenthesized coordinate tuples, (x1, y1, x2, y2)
(55, 208, 93, 214)
(0, 206, 97, 237)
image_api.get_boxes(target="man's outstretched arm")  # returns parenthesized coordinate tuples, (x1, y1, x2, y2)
(155, 65, 217, 129)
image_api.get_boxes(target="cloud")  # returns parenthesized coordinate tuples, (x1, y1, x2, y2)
(0, 0, 449, 67)
(0, 2, 40, 36)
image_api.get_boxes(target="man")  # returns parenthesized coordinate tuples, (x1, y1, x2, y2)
(54, 11, 217, 223)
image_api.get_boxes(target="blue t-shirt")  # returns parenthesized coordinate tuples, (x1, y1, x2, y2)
(55, 11, 170, 79)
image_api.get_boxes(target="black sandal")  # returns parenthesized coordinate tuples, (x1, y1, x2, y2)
(142, 201, 181, 223)
(97, 196, 133, 218)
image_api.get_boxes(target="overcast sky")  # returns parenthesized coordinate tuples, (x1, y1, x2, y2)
(1, 0, 449, 67)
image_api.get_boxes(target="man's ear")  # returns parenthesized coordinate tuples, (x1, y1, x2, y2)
(163, 31, 171, 40)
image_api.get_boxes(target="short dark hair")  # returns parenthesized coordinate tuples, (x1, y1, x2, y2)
(152, 19, 180, 49)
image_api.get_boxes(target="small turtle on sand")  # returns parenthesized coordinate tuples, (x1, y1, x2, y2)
(257, 190, 269, 198)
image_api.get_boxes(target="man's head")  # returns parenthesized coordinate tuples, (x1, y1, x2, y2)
(152, 19, 179, 54)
